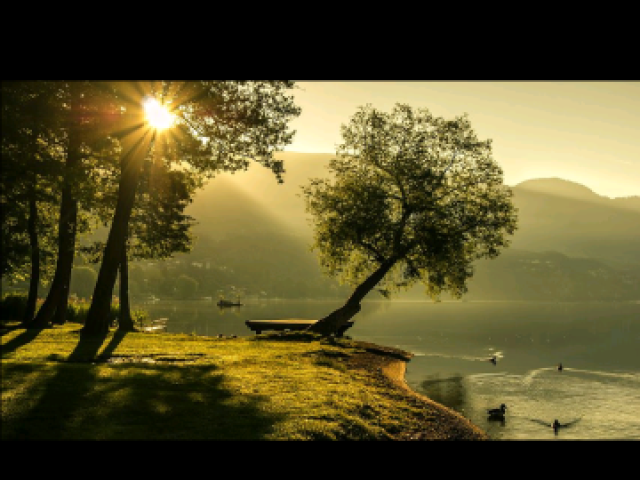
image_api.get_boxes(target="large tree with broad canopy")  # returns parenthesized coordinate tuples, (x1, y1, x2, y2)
(302, 103, 518, 336)
(81, 81, 300, 336)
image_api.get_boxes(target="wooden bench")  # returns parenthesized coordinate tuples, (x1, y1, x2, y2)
(245, 319, 354, 337)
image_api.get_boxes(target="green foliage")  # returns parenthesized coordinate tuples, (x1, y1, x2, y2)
(2, 81, 301, 331)
(1, 82, 64, 283)
(302, 103, 518, 300)
(1, 80, 125, 313)
(160, 81, 301, 181)
(129, 162, 200, 261)
(0, 293, 147, 327)
(121, 80, 302, 265)
(79, 81, 301, 333)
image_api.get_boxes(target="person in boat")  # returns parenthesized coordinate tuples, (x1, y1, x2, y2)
(557, 363, 563, 371)
(489, 355, 497, 365)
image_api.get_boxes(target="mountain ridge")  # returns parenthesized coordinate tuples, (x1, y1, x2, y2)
(514, 177, 640, 208)
(174, 152, 640, 300)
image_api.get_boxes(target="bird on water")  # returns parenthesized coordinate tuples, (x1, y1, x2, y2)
(487, 404, 507, 419)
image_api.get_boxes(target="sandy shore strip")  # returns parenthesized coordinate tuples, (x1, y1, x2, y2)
(346, 341, 488, 440)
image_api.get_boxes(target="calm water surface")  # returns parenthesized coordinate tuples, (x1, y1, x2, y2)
(138, 299, 640, 440)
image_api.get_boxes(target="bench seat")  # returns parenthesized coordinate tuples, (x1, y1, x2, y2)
(245, 319, 353, 336)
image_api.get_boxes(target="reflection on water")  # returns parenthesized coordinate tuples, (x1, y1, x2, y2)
(419, 374, 467, 413)
(136, 299, 640, 440)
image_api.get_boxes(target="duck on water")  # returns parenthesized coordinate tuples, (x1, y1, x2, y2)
(487, 404, 507, 419)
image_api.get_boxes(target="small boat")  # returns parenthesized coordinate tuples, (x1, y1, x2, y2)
(217, 299, 243, 307)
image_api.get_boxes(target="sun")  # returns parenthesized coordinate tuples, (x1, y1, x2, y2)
(143, 97, 175, 130)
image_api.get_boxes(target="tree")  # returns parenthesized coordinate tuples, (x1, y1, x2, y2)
(21, 81, 122, 328)
(120, 156, 200, 331)
(1, 81, 64, 324)
(301, 104, 518, 336)
(82, 81, 301, 336)
(78, 150, 201, 331)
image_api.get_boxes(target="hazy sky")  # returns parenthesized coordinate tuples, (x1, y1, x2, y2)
(283, 81, 640, 198)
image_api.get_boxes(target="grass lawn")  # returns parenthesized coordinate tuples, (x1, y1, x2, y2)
(1, 322, 486, 440)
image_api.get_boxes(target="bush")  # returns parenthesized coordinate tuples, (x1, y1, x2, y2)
(70, 300, 149, 328)
(66, 297, 91, 324)
(130, 309, 149, 328)
(0, 293, 148, 328)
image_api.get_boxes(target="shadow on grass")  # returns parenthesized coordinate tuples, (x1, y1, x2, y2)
(0, 321, 23, 336)
(0, 328, 45, 356)
(66, 329, 127, 363)
(2, 332, 286, 440)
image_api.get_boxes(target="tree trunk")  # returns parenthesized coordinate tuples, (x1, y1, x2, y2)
(52, 197, 78, 326)
(28, 194, 78, 328)
(307, 257, 398, 336)
(82, 128, 151, 336)
(117, 238, 136, 332)
(23, 185, 40, 325)
(27, 91, 83, 329)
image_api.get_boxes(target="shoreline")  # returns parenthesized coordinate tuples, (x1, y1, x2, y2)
(1, 321, 488, 440)
(346, 341, 488, 440)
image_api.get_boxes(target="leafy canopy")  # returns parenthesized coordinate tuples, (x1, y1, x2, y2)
(109, 81, 300, 182)
(302, 103, 518, 299)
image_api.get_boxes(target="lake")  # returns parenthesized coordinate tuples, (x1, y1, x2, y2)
(136, 298, 640, 440)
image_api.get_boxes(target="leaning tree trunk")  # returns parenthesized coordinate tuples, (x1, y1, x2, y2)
(28, 194, 78, 328)
(27, 110, 82, 329)
(82, 128, 151, 336)
(307, 257, 398, 336)
(22, 184, 40, 325)
(117, 237, 136, 332)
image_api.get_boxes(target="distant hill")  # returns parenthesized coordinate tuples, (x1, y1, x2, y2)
(511, 178, 640, 268)
(611, 196, 640, 212)
(514, 178, 602, 200)
(152, 153, 640, 301)
(462, 248, 639, 301)
(177, 154, 348, 299)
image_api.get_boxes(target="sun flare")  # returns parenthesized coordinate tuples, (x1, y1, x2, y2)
(143, 97, 175, 130)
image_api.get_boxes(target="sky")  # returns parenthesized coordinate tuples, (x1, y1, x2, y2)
(282, 81, 640, 198)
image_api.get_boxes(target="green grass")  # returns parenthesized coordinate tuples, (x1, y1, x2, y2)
(1, 322, 486, 440)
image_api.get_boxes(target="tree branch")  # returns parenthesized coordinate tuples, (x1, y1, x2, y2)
(358, 238, 386, 264)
